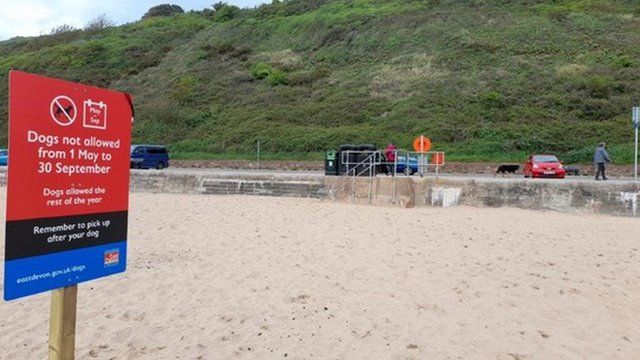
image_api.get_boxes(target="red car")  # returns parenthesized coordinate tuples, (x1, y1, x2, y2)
(524, 154, 566, 179)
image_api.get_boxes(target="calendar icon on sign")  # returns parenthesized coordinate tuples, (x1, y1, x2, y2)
(83, 99, 108, 129)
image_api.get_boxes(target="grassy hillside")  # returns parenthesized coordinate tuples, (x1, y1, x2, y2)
(2, 0, 640, 163)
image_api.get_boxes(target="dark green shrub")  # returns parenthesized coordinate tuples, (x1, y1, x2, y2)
(267, 69, 287, 85)
(482, 91, 504, 108)
(610, 55, 633, 69)
(213, 4, 240, 22)
(142, 4, 184, 19)
(581, 75, 622, 98)
(251, 62, 272, 79)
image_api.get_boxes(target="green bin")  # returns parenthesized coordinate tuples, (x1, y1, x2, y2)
(325, 150, 338, 175)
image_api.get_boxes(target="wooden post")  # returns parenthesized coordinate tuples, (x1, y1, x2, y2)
(49, 286, 78, 360)
(257, 140, 260, 169)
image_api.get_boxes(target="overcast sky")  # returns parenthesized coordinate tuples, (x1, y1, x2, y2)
(0, 1, 268, 40)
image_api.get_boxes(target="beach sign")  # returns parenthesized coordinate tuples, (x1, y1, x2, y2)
(4, 71, 132, 300)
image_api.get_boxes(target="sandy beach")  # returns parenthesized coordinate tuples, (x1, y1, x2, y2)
(1, 191, 640, 359)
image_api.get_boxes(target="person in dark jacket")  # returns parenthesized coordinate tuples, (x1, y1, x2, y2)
(593, 142, 612, 180)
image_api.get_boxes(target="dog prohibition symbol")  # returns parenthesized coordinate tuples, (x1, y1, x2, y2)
(54, 103, 75, 122)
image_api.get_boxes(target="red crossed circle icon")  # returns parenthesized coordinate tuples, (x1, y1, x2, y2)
(50, 95, 77, 126)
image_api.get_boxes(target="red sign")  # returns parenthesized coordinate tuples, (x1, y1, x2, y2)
(7, 71, 132, 221)
(432, 152, 445, 165)
(4, 71, 132, 300)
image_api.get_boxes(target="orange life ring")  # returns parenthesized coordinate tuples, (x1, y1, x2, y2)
(412, 135, 431, 153)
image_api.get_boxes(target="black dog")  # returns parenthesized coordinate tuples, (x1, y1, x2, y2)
(54, 104, 74, 120)
(564, 166, 580, 176)
(495, 164, 519, 175)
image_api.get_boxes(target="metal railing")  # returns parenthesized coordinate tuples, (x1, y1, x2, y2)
(340, 149, 445, 177)
(329, 149, 446, 204)
(338, 151, 379, 203)
(404, 150, 446, 178)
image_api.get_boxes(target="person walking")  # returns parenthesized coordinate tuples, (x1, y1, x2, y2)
(593, 142, 612, 180)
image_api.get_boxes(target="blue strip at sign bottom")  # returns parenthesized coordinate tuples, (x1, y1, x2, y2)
(4, 241, 127, 301)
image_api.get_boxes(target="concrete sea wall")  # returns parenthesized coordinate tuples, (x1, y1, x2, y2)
(1, 168, 638, 217)
(323, 175, 640, 216)
(128, 170, 327, 198)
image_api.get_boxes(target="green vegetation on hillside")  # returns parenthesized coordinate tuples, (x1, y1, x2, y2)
(1, 0, 640, 163)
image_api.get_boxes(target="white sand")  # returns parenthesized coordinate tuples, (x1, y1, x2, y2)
(1, 192, 640, 359)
